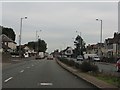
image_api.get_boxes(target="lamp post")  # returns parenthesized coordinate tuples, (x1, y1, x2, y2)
(96, 18, 103, 59)
(36, 30, 42, 53)
(19, 16, 27, 58)
(96, 18, 103, 44)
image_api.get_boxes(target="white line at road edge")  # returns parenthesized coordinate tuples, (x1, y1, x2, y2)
(20, 70, 24, 73)
(40, 83, 53, 86)
(4, 77, 13, 83)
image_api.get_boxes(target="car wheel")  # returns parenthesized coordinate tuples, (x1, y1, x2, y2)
(117, 66, 120, 72)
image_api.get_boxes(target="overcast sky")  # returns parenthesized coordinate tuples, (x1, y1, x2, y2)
(1, 1, 118, 53)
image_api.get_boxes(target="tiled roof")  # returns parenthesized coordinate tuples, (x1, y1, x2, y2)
(0, 34, 16, 44)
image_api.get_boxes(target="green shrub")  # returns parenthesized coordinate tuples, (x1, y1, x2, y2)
(91, 64, 99, 73)
(68, 60, 75, 66)
(101, 57, 117, 63)
(58, 57, 69, 65)
(79, 61, 99, 72)
(75, 62, 80, 69)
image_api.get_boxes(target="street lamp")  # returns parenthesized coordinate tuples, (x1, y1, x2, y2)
(36, 30, 42, 41)
(76, 31, 81, 36)
(96, 18, 103, 59)
(96, 18, 103, 44)
(36, 30, 42, 53)
(19, 16, 27, 58)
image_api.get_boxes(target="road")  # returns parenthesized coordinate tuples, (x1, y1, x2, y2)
(2, 58, 98, 89)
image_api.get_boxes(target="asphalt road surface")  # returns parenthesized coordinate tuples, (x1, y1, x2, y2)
(2, 58, 99, 89)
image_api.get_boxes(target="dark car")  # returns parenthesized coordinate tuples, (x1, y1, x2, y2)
(35, 55, 43, 60)
(116, 59, 120, 72)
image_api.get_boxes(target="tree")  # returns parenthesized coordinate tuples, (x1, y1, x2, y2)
(27, 39, 47, 53)
(1, 26, 16, 41)
(37, 39, 47, 52)
(27, 42, 36, 50)
(74, 35, 86, 57)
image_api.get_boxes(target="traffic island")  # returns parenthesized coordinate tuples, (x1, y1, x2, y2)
(56, 59, 119, 90)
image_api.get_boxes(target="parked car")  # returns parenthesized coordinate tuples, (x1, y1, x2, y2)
(92, 56, 100, 61)
(24, 52, 29, 58)
(35, 55, 42, 59)
(77, 55, 83, 61)
(116, 59, 120, 72)
(47, 55, 54, 60)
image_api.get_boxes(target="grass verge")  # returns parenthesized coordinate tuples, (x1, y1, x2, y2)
(88, 72, 120, 88)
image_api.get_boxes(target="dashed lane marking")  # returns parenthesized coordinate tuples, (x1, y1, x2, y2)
(4, 77, 13, 83)
(20, 70, 24, 73)
(40, 82, 53, 86)
(27, 67, 30, 68)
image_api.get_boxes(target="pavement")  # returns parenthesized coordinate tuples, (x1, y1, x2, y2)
(56, 59, 120, 90)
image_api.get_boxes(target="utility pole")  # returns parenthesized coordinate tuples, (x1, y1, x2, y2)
(36, 30, 42, 53)
(19, 17, 27, 58)
(96, 18, 103, 60)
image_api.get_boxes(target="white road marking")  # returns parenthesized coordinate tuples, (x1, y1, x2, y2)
(20, 70, 24, 73)
(27, 67, 30, 68)
(4, 77, 13, 83)
(40, 82, 53, 86)
(32, 65, 34, 66)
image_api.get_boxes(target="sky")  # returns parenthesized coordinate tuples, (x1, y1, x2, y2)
(1, 1, 118, 53)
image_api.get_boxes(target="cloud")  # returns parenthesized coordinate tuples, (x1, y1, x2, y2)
(2, 2, 118, 52)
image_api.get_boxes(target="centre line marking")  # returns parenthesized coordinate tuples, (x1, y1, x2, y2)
(4, 77, 13, 83)
(20, 70, 24, 73)
(40, 83, 53, 86)
(27, 67, 30, 68)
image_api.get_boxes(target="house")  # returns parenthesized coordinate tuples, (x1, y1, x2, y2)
(86, 44, 98, 54)
(23, 45, 36, 57)
(0, 34, 17, 52)
(60, 47, 73, 57)
(86, 43, 105, 57)
(105, 32, 120, 57)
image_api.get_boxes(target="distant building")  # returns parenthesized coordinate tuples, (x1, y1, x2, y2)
(60, 47, 73, 57)
(104, 32, 120, 57)
(86, 44, 98, 54)
(86, 43, 105, 57)
(0, 34, 17, 52)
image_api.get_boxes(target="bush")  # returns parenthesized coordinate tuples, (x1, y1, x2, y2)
(91, 64, 99, 73)
(58, 57, 69, 65)
(75, 62, 80, 69)
(68, 60, 75, 66)
(79, 61, 99, 73)
(101, 57, 117, 63)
